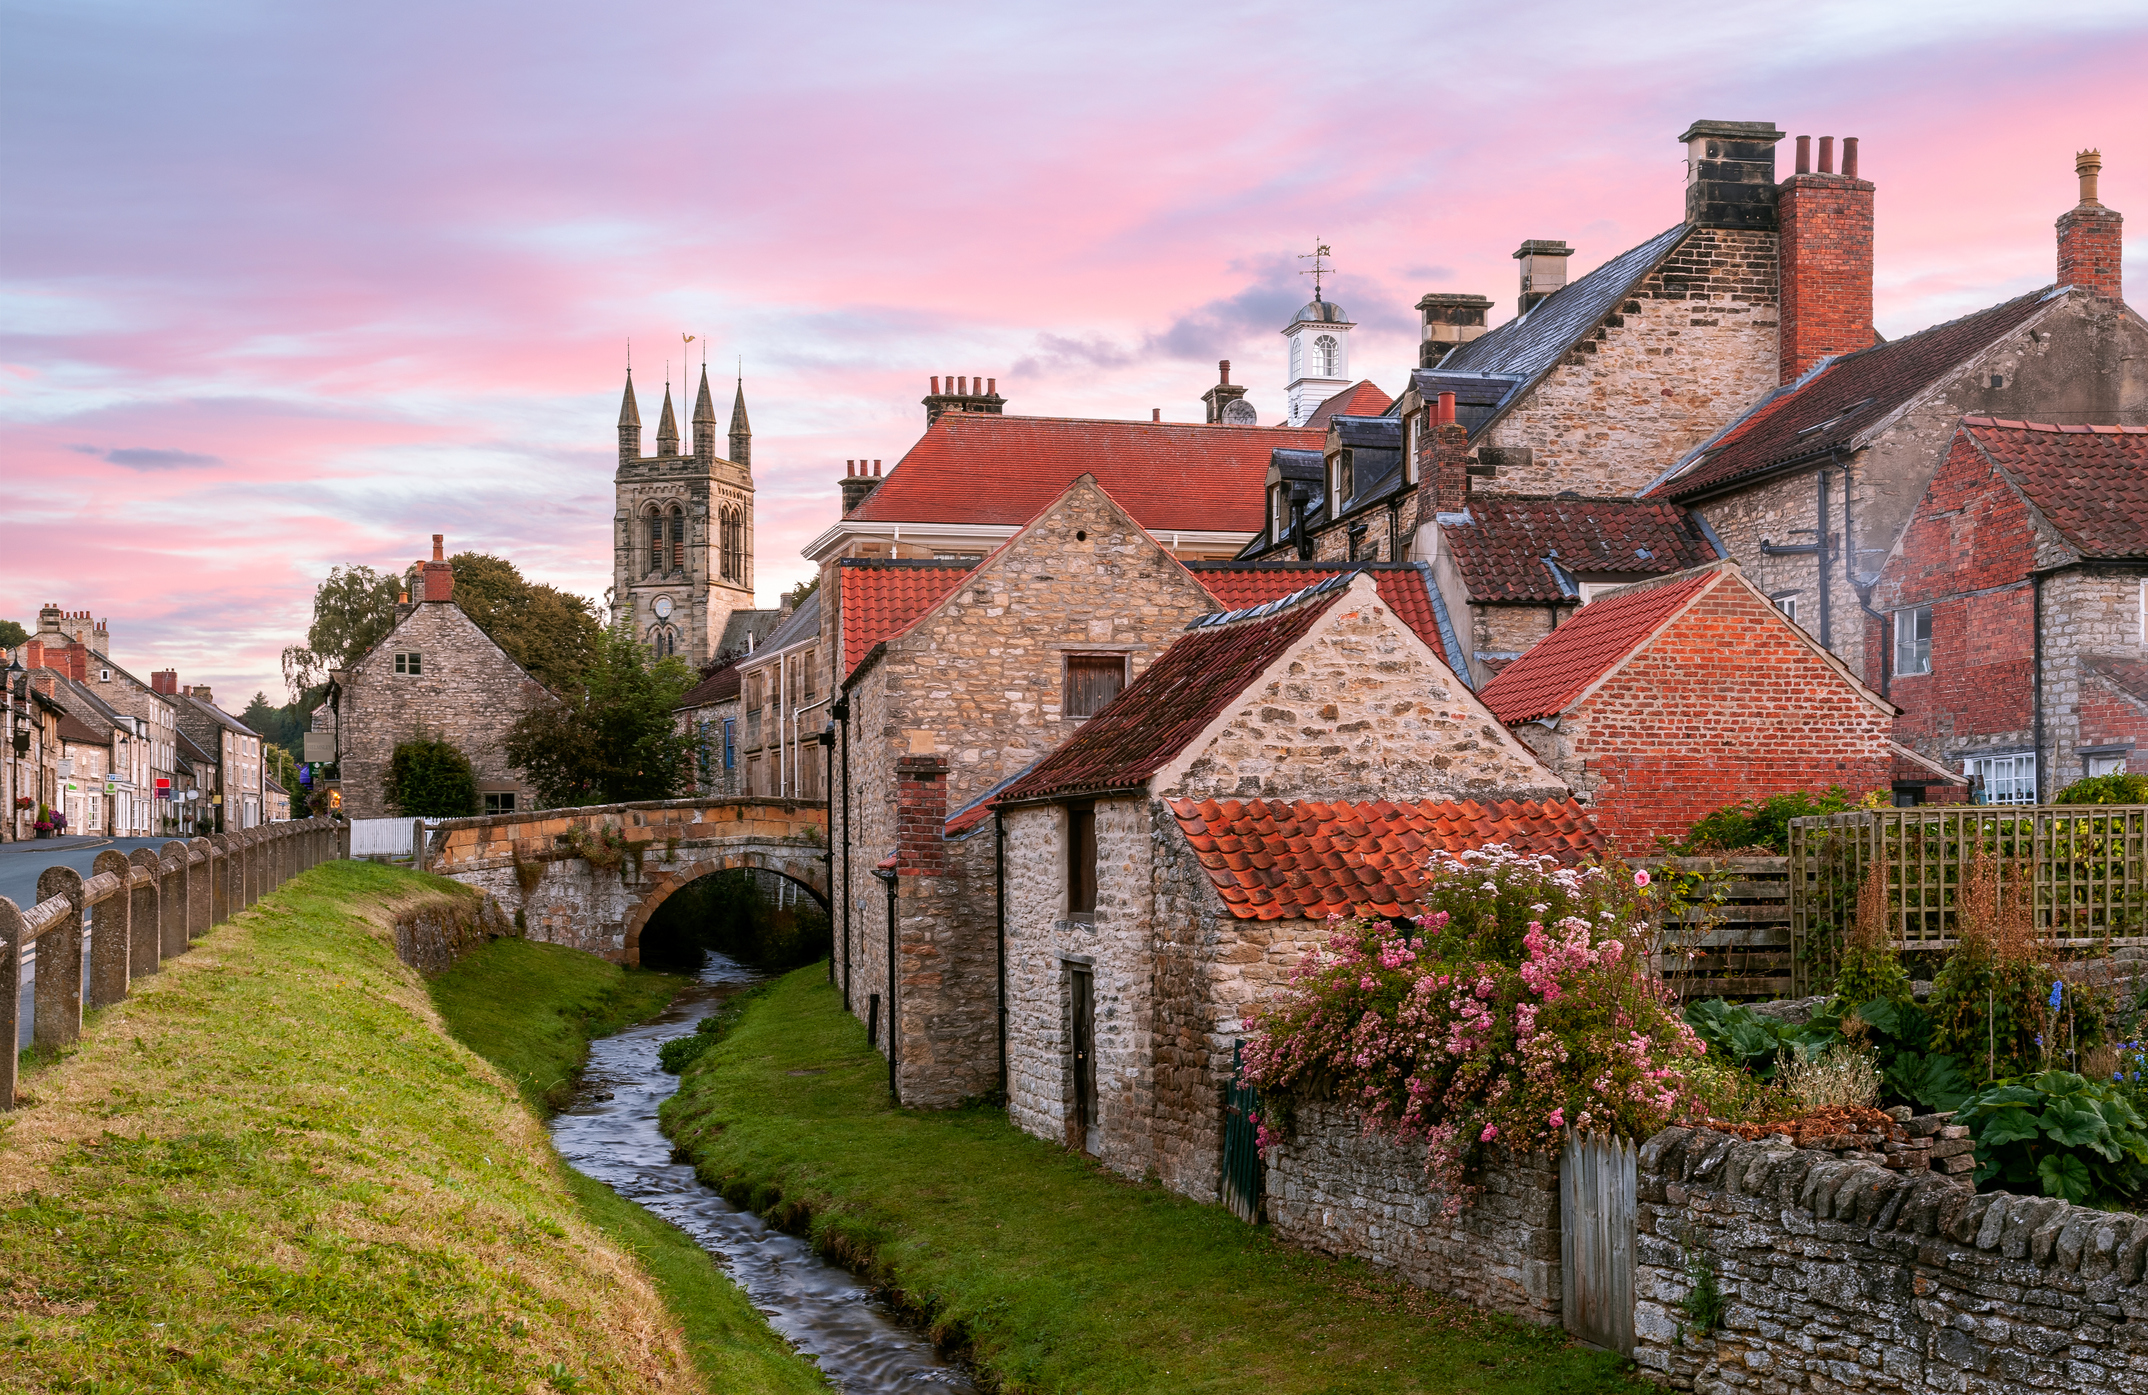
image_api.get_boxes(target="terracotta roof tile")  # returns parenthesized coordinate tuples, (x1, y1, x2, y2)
(1304, 380, 1394, 429)
(1442, 496, 1720, 603)
(846, 413, 1325, 534)
(1169, 796, 1604, 920)
(1653, 287, 2058, 500)
(2084, 651, 2148, 704)
(1962, 417, 2148, 559)
(839, 559, 976, 677)
(676, 658, 743, 709)
(1478, 568, 1721, 724)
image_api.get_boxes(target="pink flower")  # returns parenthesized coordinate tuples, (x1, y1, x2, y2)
(1479, 1125, 1499, 1142)
(1633, 869, 1651, 889)
(1546, 1108, 1565, 1129)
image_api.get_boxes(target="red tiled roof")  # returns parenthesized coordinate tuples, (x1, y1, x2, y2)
(1189, 564, 1457, 669)
(999, 584, 1348, 803)
(1169, 796, 1605, 920)
(1652, 287, 2059, 500)
(839, 560, 976, 677)
(1478, 569, 1722, 724)
(1962, 417, 2148, 559)
(1442, 496, 1719, 603)
(846, 413, 1326, 533)
(57, 713, 110, 745)
(1304, 380, 1394, 430)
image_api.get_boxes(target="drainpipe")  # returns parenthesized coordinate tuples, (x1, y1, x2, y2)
(995, 806, 1008, 1100)
(873, 861, 898, 1102)
(2034, 572, 2047, 803)
(833, 694, 851, 1008)
(1760, 465, 1832, 651)
(819, 725, 835, 985)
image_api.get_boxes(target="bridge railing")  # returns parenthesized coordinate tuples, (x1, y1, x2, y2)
(1, 816, 349, 1109)
(424, 796, 828, 873)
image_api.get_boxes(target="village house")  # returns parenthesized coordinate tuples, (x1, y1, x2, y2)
(324, 535, 552, 820)
(676, 656, 745, 797)
(732, 590, 826, 800)
(1647, 150, 2145, 686)
(1475, 561, 1899, 851)
(991, 571, 1592, 1198)
(1869, 417, 2148, 802)
(167, 680, 268, 831)
(6, 677, 66, 840)
(20, 605, 181, 833)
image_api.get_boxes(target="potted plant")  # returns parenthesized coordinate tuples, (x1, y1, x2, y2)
(33, 803, 53, 837)
(49, 808, 67, 836)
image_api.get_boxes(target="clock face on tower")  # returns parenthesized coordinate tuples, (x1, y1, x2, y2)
(653, 595, 674, 620)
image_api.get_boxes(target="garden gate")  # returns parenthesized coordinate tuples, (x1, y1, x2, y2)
(1560, 1131, 1636, 1355)
(1221, 1042, 1264, 1225)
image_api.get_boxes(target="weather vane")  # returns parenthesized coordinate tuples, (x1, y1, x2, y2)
(1299, 240, 1334, 297)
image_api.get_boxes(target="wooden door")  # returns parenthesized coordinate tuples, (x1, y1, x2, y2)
(1561, 1131, 1637, 1354)
(1069, 966, 1096, 1153)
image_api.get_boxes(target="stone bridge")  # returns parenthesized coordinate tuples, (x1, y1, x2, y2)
(426, 797, 828, 964)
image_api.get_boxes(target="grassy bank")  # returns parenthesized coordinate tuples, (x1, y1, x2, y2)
(429, 937, 827, 1394)
(0, 862, 768, 1392)
(662, 967, 1636, 1394)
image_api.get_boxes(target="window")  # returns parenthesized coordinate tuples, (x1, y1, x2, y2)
(669, 506, 686, 573)
(646, 510, 663, 575)
(720, 505, 745, 582)
(2087, 752, 2130, 778)
(1314, 334, 1339, 377)
(393, 651, 422, 675)
(723, 717, 736, 770)
(1064, 654, 1128, 719)
(1271, 483, 1290, 545)
(1327, 453, 1344, 506)
(1966, 753, 2037, 805)
(1893, 606, 1932, 676)
(1771, 594, 1798, 622)
(1406, 412, 1423, 483)
(1067, 803, 1098, 917)
(483, 792, 517, 814)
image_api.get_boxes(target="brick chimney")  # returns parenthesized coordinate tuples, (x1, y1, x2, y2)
(421, 533, 454, 605)
(1422, 392, 1473, 515)
(152, 670, 178, 696)
(1416, 293, 1493, 368)
(1777, 133, 1875, 383)
(921, 374, 1006, 426)
(2058, 149, 2123, 303)
(894, 754, 948, 876)
(841, 459, 884, 516)
(1513, 241, 1573, 316)
(1681, 120, 1786, 231)
(1201, 360, 1250, 423)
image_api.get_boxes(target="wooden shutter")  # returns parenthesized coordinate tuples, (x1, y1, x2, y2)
(1068, 804, 1097, 914)
(1064, 655, 1127, 718)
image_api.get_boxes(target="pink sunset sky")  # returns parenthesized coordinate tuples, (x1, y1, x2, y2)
(4, 1, 2144, 707)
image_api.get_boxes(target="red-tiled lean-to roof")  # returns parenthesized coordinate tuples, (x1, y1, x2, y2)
(1304, 380, 1394, 430)
(838, 560, 976, 677)
(1962, 417, 2148, 559)
(1477, 569, 1722, 725)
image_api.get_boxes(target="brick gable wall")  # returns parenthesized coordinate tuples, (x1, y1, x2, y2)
(1521, 579, 1892, 851)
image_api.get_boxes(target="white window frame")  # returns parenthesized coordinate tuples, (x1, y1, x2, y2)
(1771, 592, 1798, 623)
(1271, 483, 1290, 545)
(1965, 753, 2037, 805)
(1893, 606, 1932, 676)
(2086, 751, 2130, 778)
(1314, 335, 1339, 377)
(1405, 412, 1423, 484)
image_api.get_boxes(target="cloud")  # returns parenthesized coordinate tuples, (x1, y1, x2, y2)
(1009, 333, 1140, 378)
(68, 444, 224, 469)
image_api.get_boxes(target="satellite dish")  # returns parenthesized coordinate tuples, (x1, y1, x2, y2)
(1222, 399, 1258, 426)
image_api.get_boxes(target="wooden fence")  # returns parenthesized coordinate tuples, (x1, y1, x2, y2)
(1650, 855, 1793, 1001)
(1788, 805, 2148, 995)
(1, 818, 349, 1109)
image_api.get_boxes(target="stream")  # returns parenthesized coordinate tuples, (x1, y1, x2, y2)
(548, 951, 977, 1392)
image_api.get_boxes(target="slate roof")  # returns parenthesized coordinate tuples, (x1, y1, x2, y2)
(838, 559, 977, 678)
(1440, 495, 1722, 603)
(716, 608, 784, 658)
(1650, 286, 2062, 501)
(1169, 796, 1605, 920)
(1442, 225, 1689, 382)
(750, 589, 820, 656)
(1304, 380, 1393, 429)
(1399, 370, 1526, 436)
(1187, 562, 1469, 677)
(998, 579, 1352, 803)
(1270, 448, 1324, 483)
(1962, 418, 2148, 559)
(844, 413, 1326, 534)
(676, 657, 744, 711)
(1478, 568, 1722, 724)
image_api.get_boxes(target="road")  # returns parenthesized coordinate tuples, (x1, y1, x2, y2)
(4, 835, 175, 1050)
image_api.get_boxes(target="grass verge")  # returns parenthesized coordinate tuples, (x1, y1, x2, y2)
(664, 966, 1638, 1395)
(0, 861, 749, 1392)
(430, 937, 827, 1394)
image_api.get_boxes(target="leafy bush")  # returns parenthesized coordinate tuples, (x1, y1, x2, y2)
(658, 1033, 715, 1074)
(1683, 998, 1798, 1082)
(1675, 786, 1878, 855)
(1683, 994, 1972, 1113)
(1242, 848, 1704, 1206)
(2053, 772, 2148, 805)
(382, 738, 478, 818)
(1927, 855, 2048, 1085)
(1955, 1070, 2148, 1207)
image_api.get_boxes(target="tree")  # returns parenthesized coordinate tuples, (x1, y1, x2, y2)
(262, 740, 304, 799)
(241, 691, 314, 752)
(448, 552, 603, 694)
(783, 576, 818, 609)
(383, 738, 479, 817)
(282, 565, 404, 698)
(0, 620, 27, 652)
(505, 623, 696, 807)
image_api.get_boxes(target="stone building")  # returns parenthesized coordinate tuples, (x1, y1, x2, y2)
(1648, 150, 2146, 685)
(732, 591, 825, 799)
(834, 475, 1223, 1106)
(326, 535, 553, 819)
(167, 681, 267, 831)
(1868, 417, 2148, 802)
(21, 604, 180, 833)
(676, 656, 745, 798)
(1477, 562, 1896, 850)
(613, 365, 757, 668)
(991, 571, 1588, 1198)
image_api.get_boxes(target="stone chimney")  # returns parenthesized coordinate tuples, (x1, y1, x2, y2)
(1681, 119, 1786, 231)
(152, 670, 178, 696)
(1513, 242, 1573, 316)
(1777, 133, 1876, 383)
(2058, 149, 2124, 303)
(841, 459, 884, 516)
(421, 534, 454, 605)
(1201, 360, 1250, 423)
(1416, 293, 1493, 367)
(921, 375, 1006, 426)
(187, 684, 214, 703)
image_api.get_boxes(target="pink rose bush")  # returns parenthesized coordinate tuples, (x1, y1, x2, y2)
(1240, 845, 1707, 1206)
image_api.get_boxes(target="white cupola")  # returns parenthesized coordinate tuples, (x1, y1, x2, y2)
(1281, 291, 1355, 426)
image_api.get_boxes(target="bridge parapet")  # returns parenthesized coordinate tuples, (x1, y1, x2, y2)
(427, 797, 827, 875)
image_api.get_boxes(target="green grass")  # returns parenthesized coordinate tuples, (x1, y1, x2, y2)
(662, 967, 1640, 1395)
(429, 937, 828, 1394)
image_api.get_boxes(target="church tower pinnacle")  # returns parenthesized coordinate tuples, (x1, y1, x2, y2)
(656, 381, 680, 456)
(692, 365, 718, 460)
(617, 369, 641, 465)
(728, 377, 752, 471)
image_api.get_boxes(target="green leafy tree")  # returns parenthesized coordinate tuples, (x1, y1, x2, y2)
(240, 691, 319, 752)
(0, 619, 27, 652)
(263, 741, 303, 797)
(505, 623, 696, 807)
(383, 738, 479, 817)
(448, 552, 603, 694)
(282, 565, 405, 698)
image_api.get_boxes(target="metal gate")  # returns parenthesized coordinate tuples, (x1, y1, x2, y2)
(1221, 1041, 1264, 1224)
(1561, 1131, 1636, 1354)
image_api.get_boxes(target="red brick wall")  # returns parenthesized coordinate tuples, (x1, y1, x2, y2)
(2077, 679, 2148, 776)
(1778, 172, 1876, 384)
(893, 754, 948, 875)
(2057, 204, 2124, 304)
(1554, 578, 1893, 852)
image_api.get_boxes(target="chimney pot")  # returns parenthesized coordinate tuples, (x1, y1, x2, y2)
(432, 533, 444, 562)
(1842, 137, 1858, 180)
(1437, 391, 1457, 425)
(2057, 149, 2122, 301)
(987, 377, 995, 395)
(1818, 136, 1834, 175)
(931, 376, 940, 394)
(874, 459, 882, 475)
(1795, 135, 1811, 174)
(2077, 148, 2104, 207)
(1218, 359, 1231, 384)
(1152, 408, 1161, 422)
(958, 376, 967, 395)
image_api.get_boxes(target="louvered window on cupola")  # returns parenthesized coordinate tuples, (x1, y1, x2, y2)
(1063, 654, 1127, 719)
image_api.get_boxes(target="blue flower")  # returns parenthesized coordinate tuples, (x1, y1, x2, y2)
(2050, 980, 2065, 1010)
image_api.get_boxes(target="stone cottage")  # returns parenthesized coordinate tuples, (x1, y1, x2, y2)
(327, 534, 554, 819)
(992, 571, 1590, 1200)
(1477, 561, 1896, 851)
(1869, 417, 2148, 802)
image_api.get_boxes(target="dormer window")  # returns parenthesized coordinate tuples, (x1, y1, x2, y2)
(1270, 484, 1289, 545)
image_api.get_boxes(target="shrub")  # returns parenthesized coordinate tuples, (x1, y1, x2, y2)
(1778, 1043, 1882, 1112)
(1829, 867, 1915, 1015)
(1241, 847, 1705, 1207)
(1676, 785, 1879, 855)
(382, 738, 479, 818)
(1927, 854, 2049, 1086)
(2053, 772, 2148, 806)
(658, 1033, 715, 1074)
(1955, 1070, 2148, 1207)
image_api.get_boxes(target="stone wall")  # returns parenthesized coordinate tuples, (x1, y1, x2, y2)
(2046, 569, 2148, 787)
(391, 892, 515, 975)
(1635, 1124, 2148, 1392)
(1265, 1102, 1564, 1327)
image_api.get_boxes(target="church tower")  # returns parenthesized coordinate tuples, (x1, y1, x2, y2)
(613, 363, 755, 667)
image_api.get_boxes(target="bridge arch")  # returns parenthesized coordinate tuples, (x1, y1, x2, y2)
(621, 853, 829, 965)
